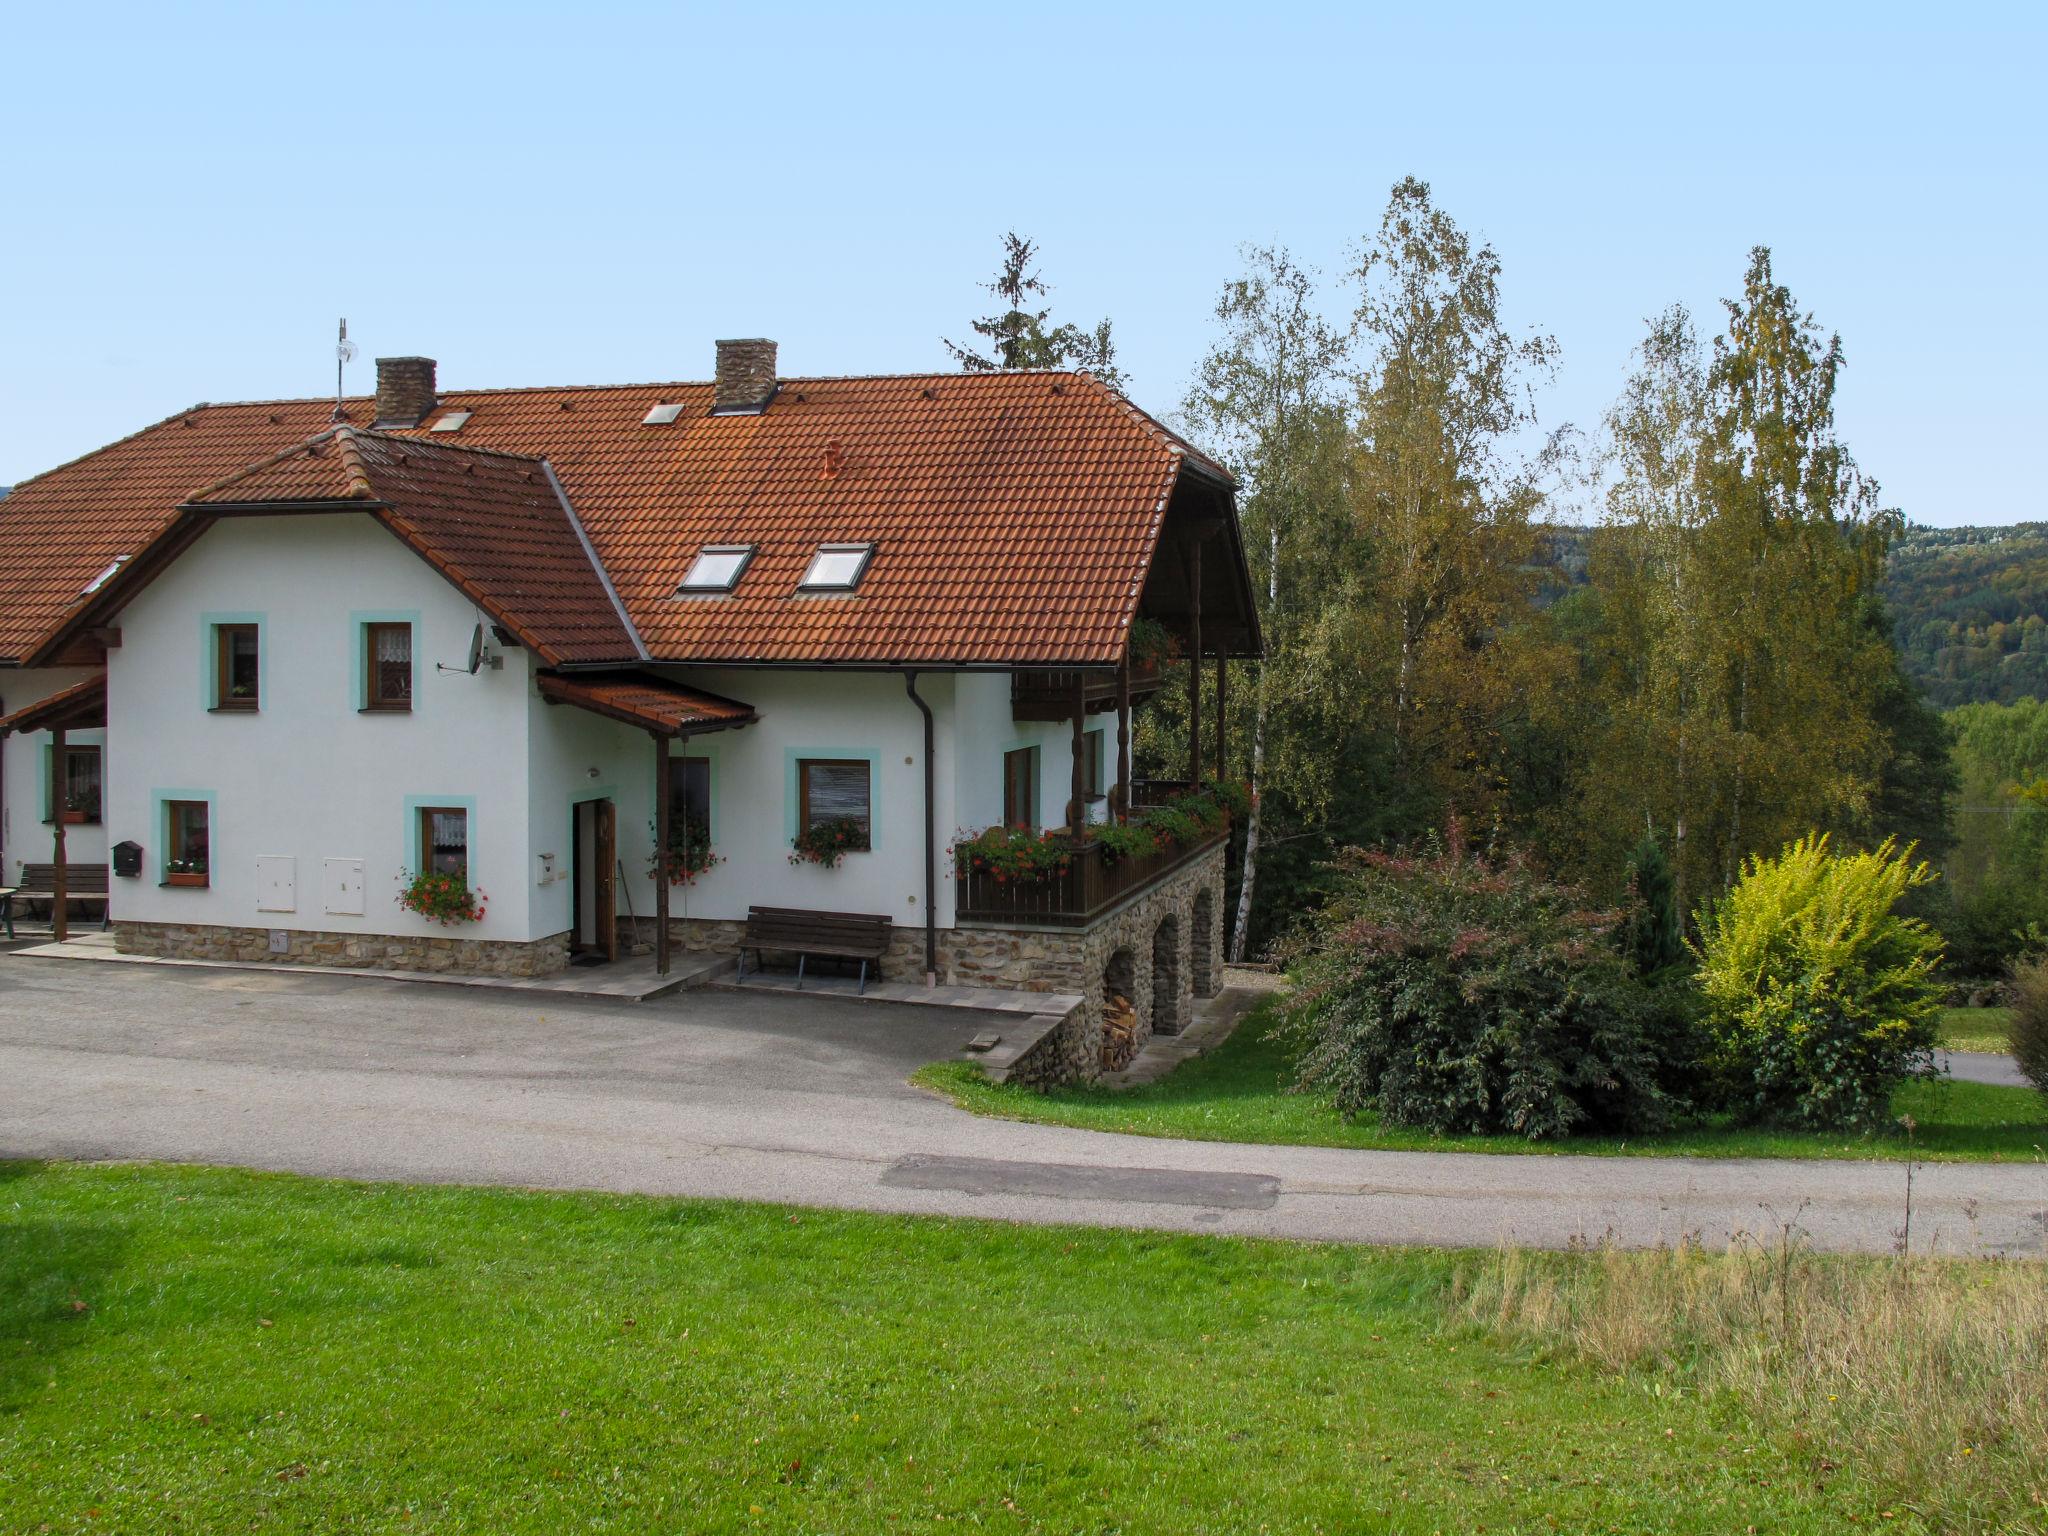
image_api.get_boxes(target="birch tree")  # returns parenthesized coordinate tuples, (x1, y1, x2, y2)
(1344, 177, 1562, 827)
(1181, 246, 1350, 959)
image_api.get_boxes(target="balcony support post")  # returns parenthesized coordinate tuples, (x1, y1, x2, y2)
(1070, 672, 1087, 839)
(1186, 538, 1202, 783)
(1214, 652, 1227, 782)
(1116, 653, 1132, 824)
(51, 723, 69, 944)
(652, 731, 670, 977)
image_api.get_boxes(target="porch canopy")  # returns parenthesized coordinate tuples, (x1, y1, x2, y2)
(535, 671, 756, 738)
(0, 672, 107, 736)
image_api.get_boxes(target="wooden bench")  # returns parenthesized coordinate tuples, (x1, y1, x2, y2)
(737, 905, 893, 994)
(6, 863, 112, 936)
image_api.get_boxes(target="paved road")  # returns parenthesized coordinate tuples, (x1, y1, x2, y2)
(1, 956, 2042, 1257)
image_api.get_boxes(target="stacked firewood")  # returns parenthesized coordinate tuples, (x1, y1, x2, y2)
(1100, 993, 1139, 1072)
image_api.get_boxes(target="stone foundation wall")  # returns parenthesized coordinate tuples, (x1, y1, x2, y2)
(666, 841, 1228, 1083)
(114, 921, 571, 978)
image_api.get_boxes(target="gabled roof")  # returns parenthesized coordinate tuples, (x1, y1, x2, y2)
(179, 429, 642, 668)
(1, 369, 1250, 669)
(535, 671, 757, 737)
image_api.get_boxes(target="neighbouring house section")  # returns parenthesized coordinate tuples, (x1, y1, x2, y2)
(0, 341, 1260, 1078)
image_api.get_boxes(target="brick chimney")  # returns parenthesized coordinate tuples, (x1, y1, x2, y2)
(374, 356, 438, 427)
(712, 339, 778, 415)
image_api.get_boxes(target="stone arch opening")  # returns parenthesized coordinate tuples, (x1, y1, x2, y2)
(1150, 913, 1183, 1036)
(1191, 886, 1219, 998)
(1100, 945, 1139, 1073)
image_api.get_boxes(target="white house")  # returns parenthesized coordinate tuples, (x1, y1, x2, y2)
(0, 342, 1259, 1079)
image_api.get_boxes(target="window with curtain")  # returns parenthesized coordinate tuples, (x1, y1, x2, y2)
(420, 806, 469, 880)
(215, 624, 259, 710)
(797, 759, 870, 848)
(366, 623, 412, 710)
(166, 800, 210, 884)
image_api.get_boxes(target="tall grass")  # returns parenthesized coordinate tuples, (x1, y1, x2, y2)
(1454, 1237, 2048, 1530)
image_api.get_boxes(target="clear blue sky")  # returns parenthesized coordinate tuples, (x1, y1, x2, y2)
(3, 2, 2039, 526)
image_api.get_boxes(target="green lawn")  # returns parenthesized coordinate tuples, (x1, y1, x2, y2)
(919, 1000, 2048, 1163)
(0, 1160, 1942, 1533)
(1941, 1005, 2016, 1053)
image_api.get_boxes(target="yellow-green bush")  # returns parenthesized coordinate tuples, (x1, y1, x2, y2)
(1694, 834, 1945, 1132)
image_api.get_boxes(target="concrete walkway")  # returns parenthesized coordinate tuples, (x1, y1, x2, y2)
(0, 956, 2041, 1258)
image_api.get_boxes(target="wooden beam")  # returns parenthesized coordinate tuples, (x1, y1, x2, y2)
(1116, 653, 1132, 824)
(1070, 672, 1087, 839)
(652, 732, 670, 977)
(1186, 538, 1202, 782)
(1214, 652, 1227, 782)
(51, 725, 68, 944)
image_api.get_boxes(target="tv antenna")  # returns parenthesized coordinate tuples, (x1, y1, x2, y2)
(333, 318, 357, 421)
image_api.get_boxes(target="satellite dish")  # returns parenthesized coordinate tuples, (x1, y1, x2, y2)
(436, 621, 488, 676)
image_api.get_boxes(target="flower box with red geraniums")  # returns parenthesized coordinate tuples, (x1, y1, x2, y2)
(396, 868, 487, 925)
(648, 815, 721, 886)
(790, 817, 868, 870)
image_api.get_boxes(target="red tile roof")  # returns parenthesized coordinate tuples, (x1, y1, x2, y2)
(185, 429, 640, 667)
(0, 672, 107, 735)
(0, 370, 1230, 668)
(535, 671, 757, 737)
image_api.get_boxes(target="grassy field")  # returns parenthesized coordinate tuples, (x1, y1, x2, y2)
(1942, 1005, 2016, 1053)
(919, 1000, 2048, 1163)
(2, 1160, 2027, 1534)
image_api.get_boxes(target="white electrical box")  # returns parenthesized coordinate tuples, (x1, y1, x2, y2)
(536, 851, 559, 886)
(323, 857, 366, 915)
(255, 855, 297, 912)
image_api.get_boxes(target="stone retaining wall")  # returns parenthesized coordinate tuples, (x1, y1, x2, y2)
(113, 921, 571, 978)
(665, 840, 1227, 1083)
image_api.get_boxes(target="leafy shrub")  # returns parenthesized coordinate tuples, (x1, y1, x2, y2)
(1275, 834, 1674, 1140)
(1694, 834, 1945, 1134)
(2011, 956, 2048, 1099)
(1127, 616, 1179, 669)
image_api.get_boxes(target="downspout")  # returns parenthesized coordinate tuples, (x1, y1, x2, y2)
(903, 671, 937, 985)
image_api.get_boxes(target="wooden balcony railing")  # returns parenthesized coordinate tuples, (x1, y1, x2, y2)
(955, 827, 1225, 928)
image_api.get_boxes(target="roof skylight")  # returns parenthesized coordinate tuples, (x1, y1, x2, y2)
(429, 409, 473, 433)
(642, 402, 686, 426)
(677, 544, 755, 593)
(798, 543, 875, 592)
(81, 554, 129, 595)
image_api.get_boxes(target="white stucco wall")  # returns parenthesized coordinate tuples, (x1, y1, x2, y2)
(0, 665, 108, 882)
(104, 514, 543, 941)
(61, 509, 1136, 951)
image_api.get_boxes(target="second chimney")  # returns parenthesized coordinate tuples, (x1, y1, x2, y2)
(375, 356, 438, 427)
(712, 338, 778, 415)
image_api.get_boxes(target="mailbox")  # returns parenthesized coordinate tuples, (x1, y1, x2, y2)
(112, 841, 143, 878)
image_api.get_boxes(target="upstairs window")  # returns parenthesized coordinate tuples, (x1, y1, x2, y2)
(677, 545, 755, 594)
(166, 800, 210, 886)
(797, 758, 871, 851)
(1003, 746, 1038, 831)
(419, 806, 469, 881)
(798, 543, 874, 592)
(214, 624, 260, 711)
(1085, 728, 1107, 801)
(366, 622, 413, 711)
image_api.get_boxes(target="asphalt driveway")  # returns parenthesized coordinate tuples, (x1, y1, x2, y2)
(1, 955, 2043, 1257)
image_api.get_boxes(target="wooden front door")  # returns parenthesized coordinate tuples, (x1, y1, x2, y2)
(593, 798, 618, 962)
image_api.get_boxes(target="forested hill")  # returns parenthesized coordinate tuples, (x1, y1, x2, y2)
(1528, 522, 2048, 708)
(1883, 523, 2048, 707)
